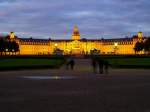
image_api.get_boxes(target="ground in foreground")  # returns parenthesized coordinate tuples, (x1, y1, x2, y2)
(0, 68, 150, 112)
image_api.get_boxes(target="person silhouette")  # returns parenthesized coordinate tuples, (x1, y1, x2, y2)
(98, 59, 104, 74)
(66, 60, 70, 70)
(104, 60, 109, 74)
(66, 57, 75, 70)
(70, 58, 75, 70)
(92, 58, 97, 73)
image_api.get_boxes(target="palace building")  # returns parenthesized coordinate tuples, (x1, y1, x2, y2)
(6, 26, 144, 55)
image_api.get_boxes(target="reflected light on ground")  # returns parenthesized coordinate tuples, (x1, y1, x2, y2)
(21, 76, 76, 80)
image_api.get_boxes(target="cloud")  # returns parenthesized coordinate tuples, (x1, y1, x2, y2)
(0, 0, 150, 39)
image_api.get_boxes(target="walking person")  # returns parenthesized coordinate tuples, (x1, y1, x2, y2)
(91, 58, 97, 73)
(66, 60, 70, 70)
(104, 60, 109, 74)
(98, 59, 104, 74)
(66, 57, 75, 70)
(70, 58, 75, 70)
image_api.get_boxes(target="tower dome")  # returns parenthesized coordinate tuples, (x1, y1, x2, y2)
(137, 31, 143, 42)
(10, 32, 15, 41)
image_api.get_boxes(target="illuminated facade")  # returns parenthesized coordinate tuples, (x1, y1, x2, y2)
(9, 26, 144, 55)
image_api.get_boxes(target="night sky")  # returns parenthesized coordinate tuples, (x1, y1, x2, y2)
(0, 0, 150, 39)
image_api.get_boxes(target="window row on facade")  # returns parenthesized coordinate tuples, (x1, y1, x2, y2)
(20, 42, 49, 45)
(103, 41, 133, 45)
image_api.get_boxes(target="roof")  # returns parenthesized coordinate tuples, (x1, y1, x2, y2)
(18, 37, 135, 42)
(102, 38, 133, 42)
(19, 38, 49, 42)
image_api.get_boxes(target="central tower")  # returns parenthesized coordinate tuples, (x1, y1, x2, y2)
(72, 26, 80, 40)
(137, 31, 143, 42)
(10, 32, 15, 41)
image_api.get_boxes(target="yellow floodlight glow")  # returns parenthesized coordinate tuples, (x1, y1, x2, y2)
(54, 43, 58, 47)
(138, 32, 143, 39)
(114, 42, 118, 47)
(10, 32, 15, 39)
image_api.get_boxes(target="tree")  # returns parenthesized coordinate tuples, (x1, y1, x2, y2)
(11, 41, 16, 55)
(0, 38, 4, 55)
(0, 35, 19, 56)
(8, 41, 12, 55)
(13, 41, 19, 54)
(134, 42, 144, 54)
(3, 40, 9, 55)
(143, 38, 150, 54)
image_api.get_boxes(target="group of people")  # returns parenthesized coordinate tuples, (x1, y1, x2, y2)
(65, 57, 110, 75)
(92, 58, 110, 74)
(66, 58, 75, 70)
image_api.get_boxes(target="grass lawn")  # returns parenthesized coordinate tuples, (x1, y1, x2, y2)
(106, 58, 150, 68)
(108, 58, 150, 66)
(0, 57, 65, 70)
(93, 55, 150, 68)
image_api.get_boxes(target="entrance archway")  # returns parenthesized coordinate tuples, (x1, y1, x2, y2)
(72, 47, 81, 55)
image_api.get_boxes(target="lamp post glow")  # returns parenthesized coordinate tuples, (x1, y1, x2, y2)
(114, 42, 118, 47)
(114, 42, 118, 54)
(54, 43, 58, 47)
(54, 43, 58, 50)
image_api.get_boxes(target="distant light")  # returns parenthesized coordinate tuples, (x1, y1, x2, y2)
(5, 49, 8, 52)
(55, 43, 58, 47)
(53, 76, 61, 80)
(114, 42, 118, 46)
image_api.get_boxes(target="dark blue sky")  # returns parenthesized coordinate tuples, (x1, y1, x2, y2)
(0, 0, 150, 39)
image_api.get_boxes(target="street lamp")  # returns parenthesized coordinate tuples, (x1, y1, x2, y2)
(54, 43, 58, 47)
(54, 43, 58, 50)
